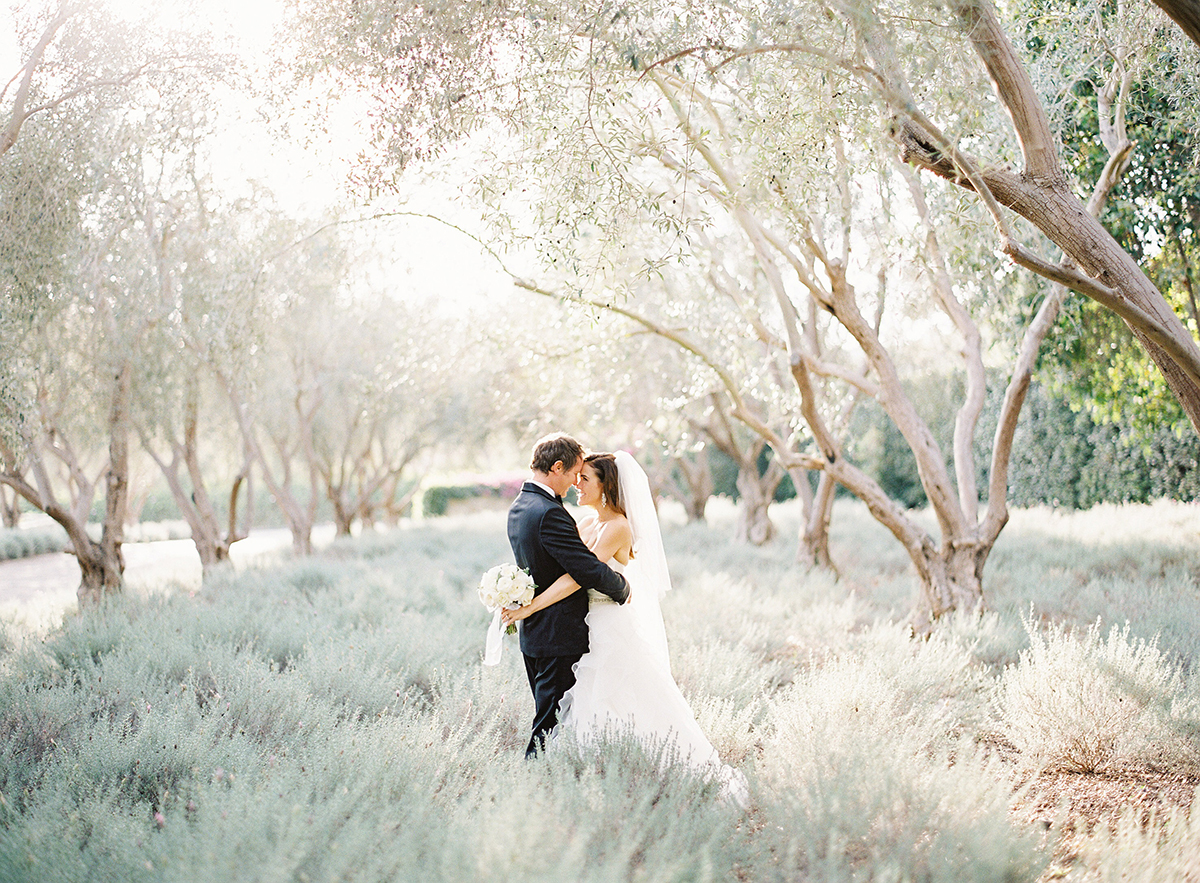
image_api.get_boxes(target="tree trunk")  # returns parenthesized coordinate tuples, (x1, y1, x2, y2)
(142, 376, 248, 577)
(79, 362, 132, 607)
(734, 456, 783, 546)
(181, 387, 243, 573)
(254, 434, 316, 556)
(0, 467, 125, 605)
(681, 490, 708, 523)
(1002, 182, 1200, 432)
(385, 480, 420, 524)
(894, 0, 1200, 435)
(291, 524, 314, 556)
(333, 497, 354, 537)
(75, 535, 125, 606)
(1151, 0, 1200, 49)
(0, 485, 18, 528)
(1171, 229, 1199, 334)
(819, 453, 986, 632)
(672, 451, 713, 523)
(214, 369, 319, 559)
(798, 469, 837, 572)
(153, 454, 238, 574)
(908, 539, 988, 633)
(195, 526, 233, 570)
(690, 394, 784, 544)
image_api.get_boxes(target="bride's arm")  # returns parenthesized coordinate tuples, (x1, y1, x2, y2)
(501, 572, 581, 625)
(503, 513, 591, 624)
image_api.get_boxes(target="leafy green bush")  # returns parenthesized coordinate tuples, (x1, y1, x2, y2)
(1008, 383, 1200, 508)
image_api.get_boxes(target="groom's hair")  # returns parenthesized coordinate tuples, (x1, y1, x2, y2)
(530, 433, 585, 474)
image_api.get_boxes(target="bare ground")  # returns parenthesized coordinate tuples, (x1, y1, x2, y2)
(1018, 765, 1199, 880)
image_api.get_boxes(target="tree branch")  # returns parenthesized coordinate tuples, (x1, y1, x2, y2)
(983, 283, 1067, 544)
(1001, 237, 1200, 390)
(513, 278, 822, 470)
(1, 2, 71, 156)
(1150, 0, 1200, 49)
(947, 0, 1063, 183)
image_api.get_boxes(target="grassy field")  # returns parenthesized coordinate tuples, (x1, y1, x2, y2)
(1, 498, 1198, 882)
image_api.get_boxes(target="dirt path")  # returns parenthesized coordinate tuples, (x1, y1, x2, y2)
(0, 527, 333, 633)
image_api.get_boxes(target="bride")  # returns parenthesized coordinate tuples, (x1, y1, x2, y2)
(502, 451, 746, 802)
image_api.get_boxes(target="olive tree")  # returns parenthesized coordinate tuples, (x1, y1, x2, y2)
(134, 182, 269, 574)
(292, 0, 1200, 429)
(2, 0, 221, 158)
(291, 0, 1182, 622)
(1150, 0, 1200, 46)
(488, 44, 1142, 620)
(1, 1, 228, 601)
(837, 0, 1200, 432)
(311, 293, 485, 537)
(0, 107, 151, 602)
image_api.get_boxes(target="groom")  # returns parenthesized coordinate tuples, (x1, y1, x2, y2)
(508, 433, 630, 758)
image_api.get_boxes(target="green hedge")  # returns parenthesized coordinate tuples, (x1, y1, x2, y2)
(0, 524, 69, 561)
(421, 475, 526, 517)
(1008, 383, 1200, 508)
(842, 376, 1200, 511)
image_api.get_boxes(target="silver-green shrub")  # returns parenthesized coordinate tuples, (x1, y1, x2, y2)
(998, 618, 1200, 773)
(0, 524, 69, 561)
(11, 501, 1199, 880)
(757, 625, 1045, 881)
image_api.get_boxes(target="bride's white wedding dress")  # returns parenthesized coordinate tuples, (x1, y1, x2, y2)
(557, 453, 747, 805)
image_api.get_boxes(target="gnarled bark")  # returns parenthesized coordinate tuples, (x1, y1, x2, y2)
(891, 0, 1200, 434)
(75, 533, 124, 606)
(734, 453, 784, 545)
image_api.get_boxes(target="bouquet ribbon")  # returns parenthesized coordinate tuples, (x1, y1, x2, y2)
(483, 608, 506, 666)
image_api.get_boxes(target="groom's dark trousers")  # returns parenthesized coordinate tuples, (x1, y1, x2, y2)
(508, 482, 628, 758)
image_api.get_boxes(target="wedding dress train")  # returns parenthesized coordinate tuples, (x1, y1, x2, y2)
(557, 455, 747, 805)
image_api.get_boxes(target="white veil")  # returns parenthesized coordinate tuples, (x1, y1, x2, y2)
(615, 451, 673, 674)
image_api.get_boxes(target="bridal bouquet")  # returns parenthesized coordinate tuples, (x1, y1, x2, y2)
(479, 563, 535, 666)
(479, 563, 536, 632)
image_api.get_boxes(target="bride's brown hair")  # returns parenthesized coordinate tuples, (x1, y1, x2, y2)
(584, 453, 625, 516)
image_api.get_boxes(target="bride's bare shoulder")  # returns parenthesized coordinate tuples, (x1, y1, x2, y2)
(608, 514, 633, 542)
(573, 509, 599, 528)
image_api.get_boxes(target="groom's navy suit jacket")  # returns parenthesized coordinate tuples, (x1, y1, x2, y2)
(507, 482, 629, 658)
